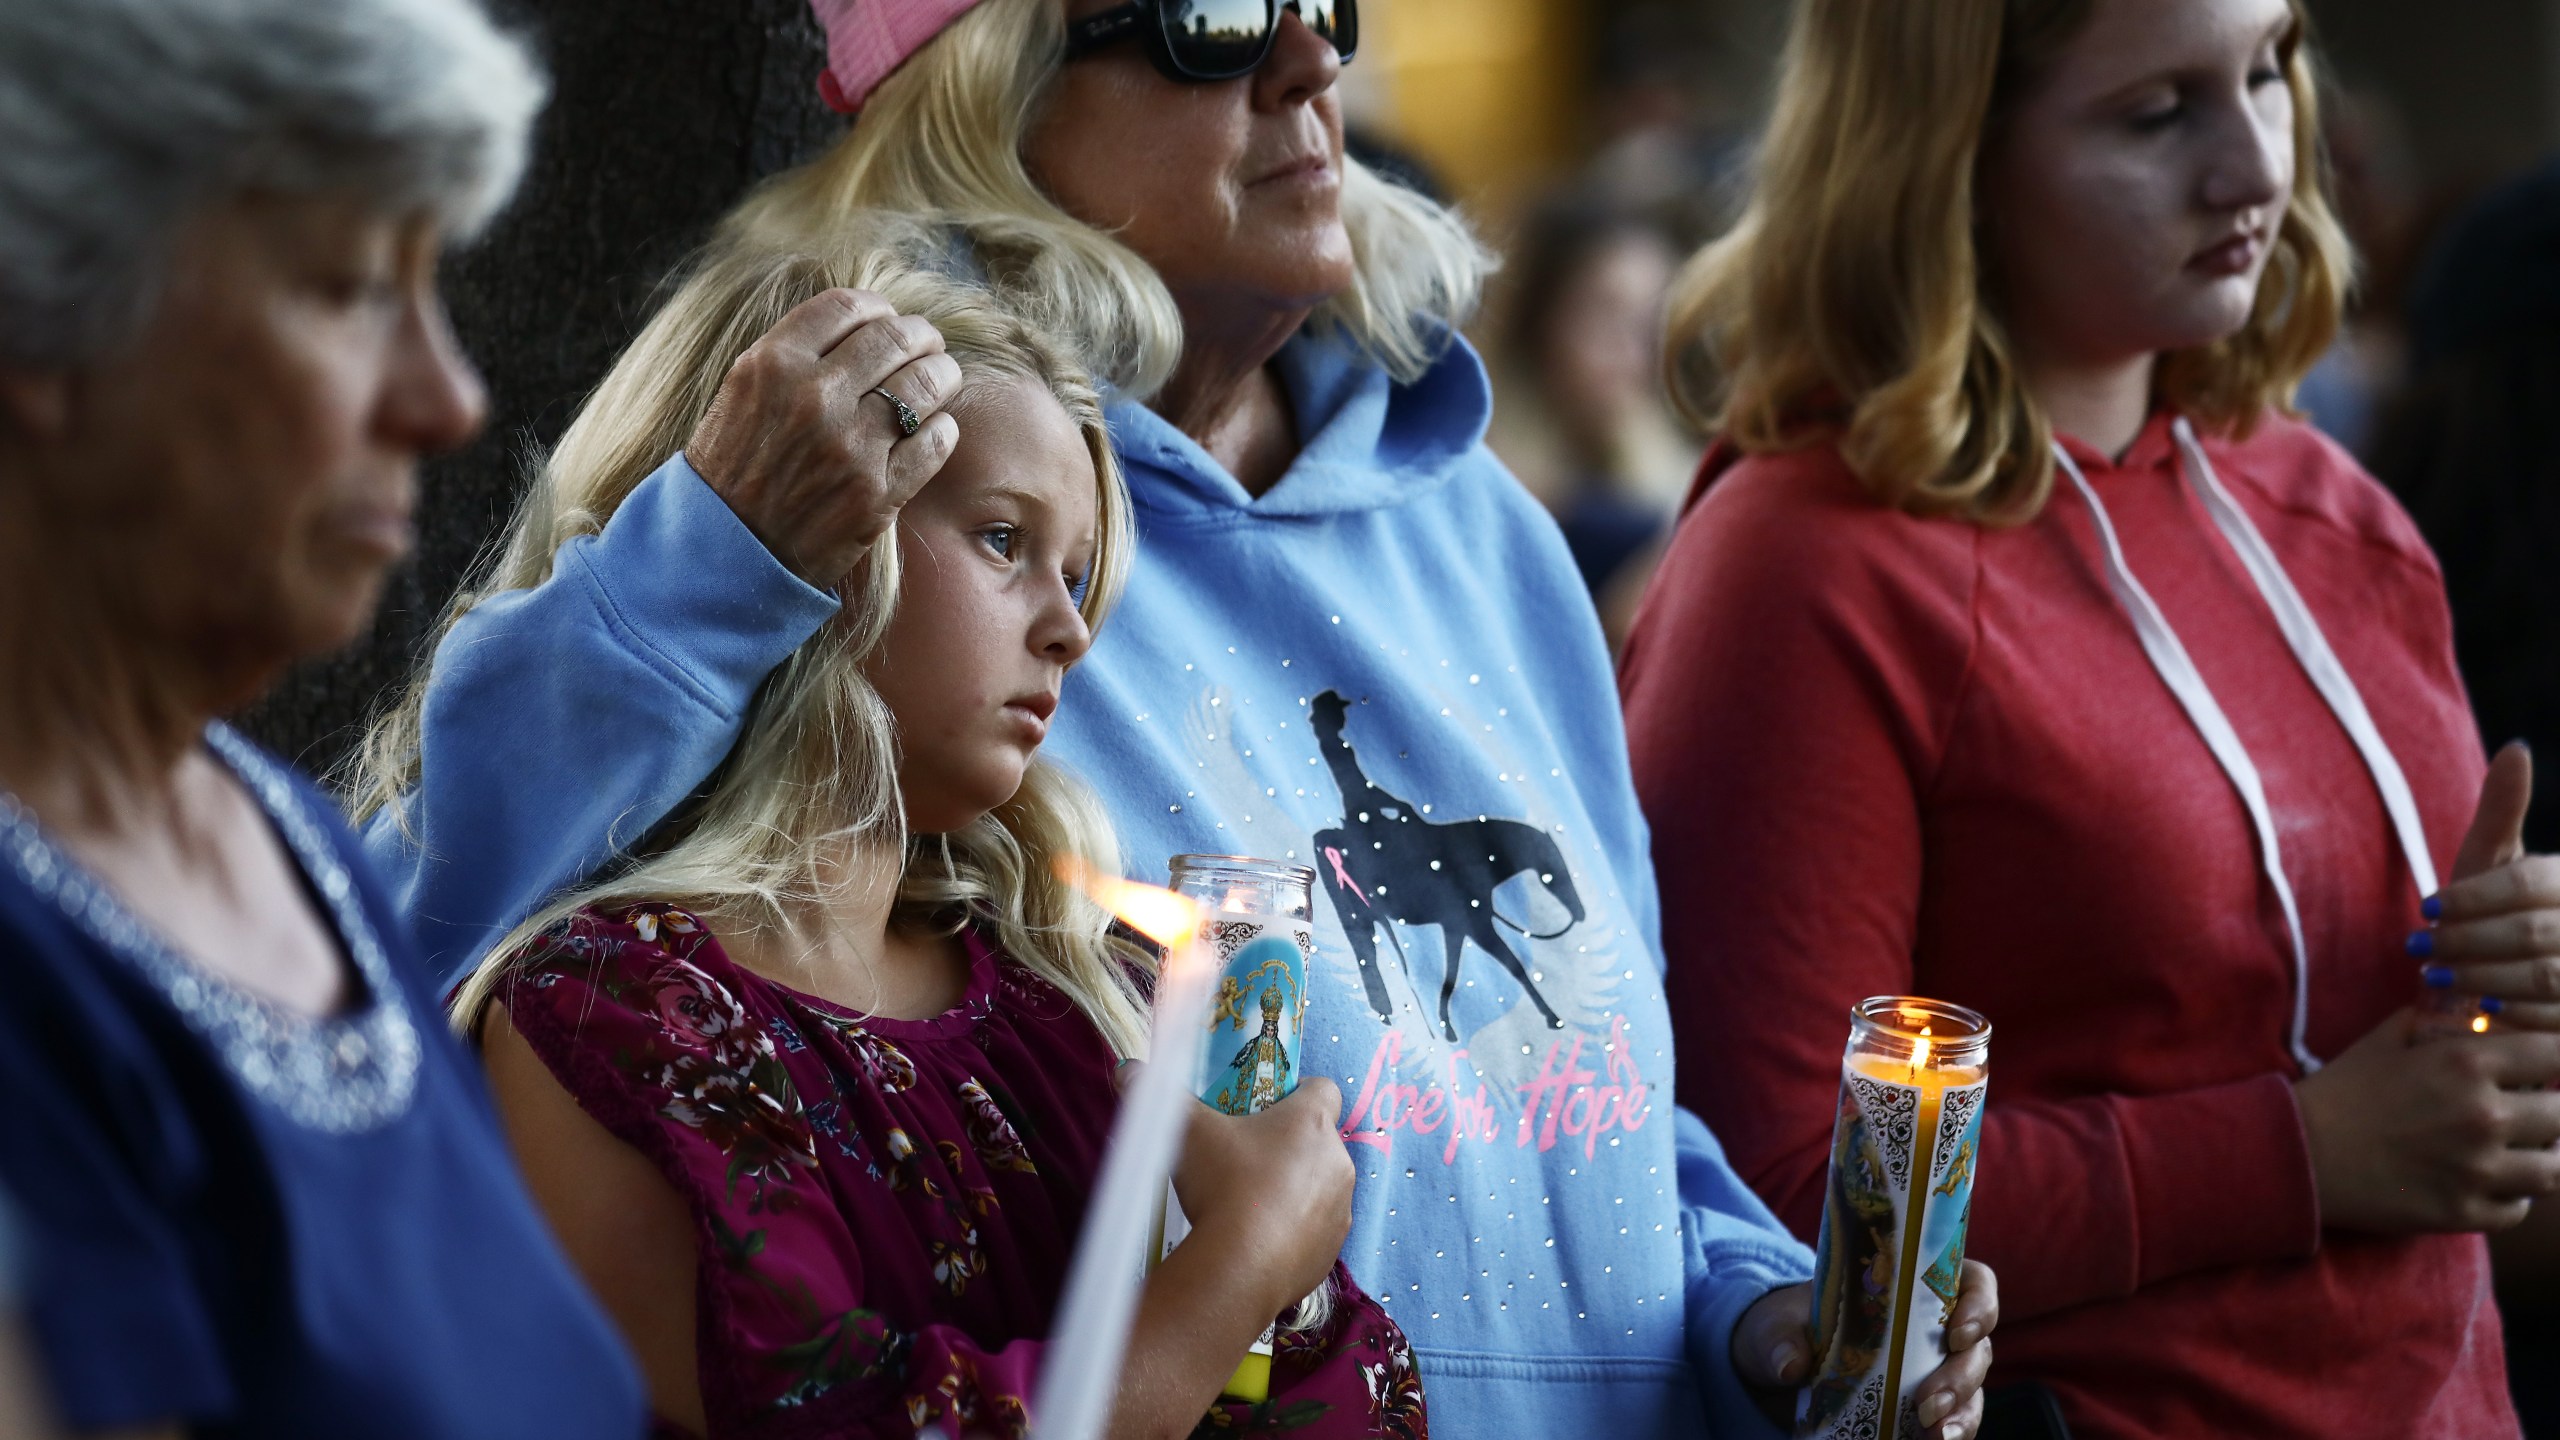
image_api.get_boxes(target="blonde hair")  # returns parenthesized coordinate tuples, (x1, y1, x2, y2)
(350, 224, 1153, 1056)
(721, 0, 1492, 397)
(1662, 0, 2353, 523)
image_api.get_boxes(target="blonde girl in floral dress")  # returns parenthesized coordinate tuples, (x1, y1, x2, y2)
(423, 230, 1426, 1440)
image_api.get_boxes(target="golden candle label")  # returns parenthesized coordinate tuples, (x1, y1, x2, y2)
(1798, 1066, 1986, 1440)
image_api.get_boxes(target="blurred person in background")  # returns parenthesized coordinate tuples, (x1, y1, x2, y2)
(2373, 158, 2560, 858)
(1578, 6, 1753, 233)
(0, 0, 649, 1433)
(2368, 155, 2560, 1436)
(1486, 197, 1699, 649)
(2294, 83, 2421, 457)
(1625, 0, 2560, 1435)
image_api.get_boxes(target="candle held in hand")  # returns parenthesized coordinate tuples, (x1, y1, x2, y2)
(1797, 997, 1990, 1440)
(1157, 855, 1324, 1403)
(1037, 862, 1220, 1440)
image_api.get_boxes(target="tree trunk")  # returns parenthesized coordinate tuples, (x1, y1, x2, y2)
(235, 0, 840, 776)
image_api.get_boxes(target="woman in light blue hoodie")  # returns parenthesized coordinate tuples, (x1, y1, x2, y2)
(349, 0, 1999, 1434)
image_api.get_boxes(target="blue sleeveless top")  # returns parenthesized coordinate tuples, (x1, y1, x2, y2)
(0, 726, 642, 1437)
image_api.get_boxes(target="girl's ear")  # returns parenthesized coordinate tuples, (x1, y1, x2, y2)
(0, 366, 73, 442)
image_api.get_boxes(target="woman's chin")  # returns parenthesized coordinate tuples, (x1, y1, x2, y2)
(282, 567, 398, 659)
(181, 582, 382, 715)
(2160, 278, 2272, 354)
(1228, 221, 1355, 306)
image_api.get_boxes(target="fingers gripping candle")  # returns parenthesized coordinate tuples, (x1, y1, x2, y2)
(1798, 998, 1990, 1440)
(1159, 855, 1325, 1403)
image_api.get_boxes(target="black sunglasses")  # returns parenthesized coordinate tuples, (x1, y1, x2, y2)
(1064, 0, 1358, 83)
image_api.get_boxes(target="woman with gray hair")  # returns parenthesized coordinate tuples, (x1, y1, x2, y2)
(0, 0, 650, 1433)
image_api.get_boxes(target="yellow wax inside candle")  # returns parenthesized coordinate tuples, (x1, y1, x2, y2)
(1225, 1351, 1272, 1402)
(1845, 1056, 1982, 1115)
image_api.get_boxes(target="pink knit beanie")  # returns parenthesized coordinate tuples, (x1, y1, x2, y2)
(808, 0, 987, 113)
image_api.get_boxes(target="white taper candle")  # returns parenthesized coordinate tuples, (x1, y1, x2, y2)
(1033, 873, 1219, 1440)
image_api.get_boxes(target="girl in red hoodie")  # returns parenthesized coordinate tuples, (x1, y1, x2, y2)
(1622, 0, 2560, 1435)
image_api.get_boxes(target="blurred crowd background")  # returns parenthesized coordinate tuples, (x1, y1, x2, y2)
(233, 1, 2560, 1422)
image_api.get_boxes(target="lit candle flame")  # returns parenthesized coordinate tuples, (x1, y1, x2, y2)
(1910, 1023, 1933, 1075)
(2471, 1014, 2491, 1034)
(1055, 856, 1201, 950)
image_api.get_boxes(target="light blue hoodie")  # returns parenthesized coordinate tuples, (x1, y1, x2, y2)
(366, 331, 1810, 1438)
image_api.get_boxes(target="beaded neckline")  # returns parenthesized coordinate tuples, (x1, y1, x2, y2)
(0, 724, 420, 1134)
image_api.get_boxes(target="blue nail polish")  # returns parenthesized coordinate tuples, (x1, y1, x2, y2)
(2422, 964, 2454, 988)
(2407, 930, 2436, 958)
(2482, 996, 2506, 1016)
(2422, 894, 2443, 921)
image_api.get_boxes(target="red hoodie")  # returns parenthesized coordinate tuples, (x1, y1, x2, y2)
(1619, 411, 2517, 1438)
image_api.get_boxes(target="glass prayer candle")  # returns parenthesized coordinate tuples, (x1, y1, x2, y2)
(1156, 854, 1322, 1402)
(1798, 997, 1991, 1440)
(2415, 982, 2494, 1042)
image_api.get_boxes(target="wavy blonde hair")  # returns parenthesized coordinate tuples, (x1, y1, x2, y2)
(721, 0, 1491, 397)
(349, 225, 1152, 1055)
(1663, 0, 2352, 523)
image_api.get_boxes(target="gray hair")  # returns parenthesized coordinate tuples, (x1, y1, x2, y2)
(0, 0, 548, 366)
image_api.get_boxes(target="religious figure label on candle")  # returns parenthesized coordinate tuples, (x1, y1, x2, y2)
(1798, 997, 1990, 1440)
(1154, 854, 1322, 1403)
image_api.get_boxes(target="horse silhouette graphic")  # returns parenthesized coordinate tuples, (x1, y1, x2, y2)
(1308, 689, 1584, 1040)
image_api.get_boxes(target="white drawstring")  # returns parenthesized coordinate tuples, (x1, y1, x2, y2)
(2053, 418, 2437, 1074)
(2165, 421, 2439, 900)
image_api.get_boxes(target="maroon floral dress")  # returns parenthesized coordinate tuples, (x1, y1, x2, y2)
(501, 904, 1427, 1440)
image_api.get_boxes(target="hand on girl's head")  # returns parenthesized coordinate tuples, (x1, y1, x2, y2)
(685, 287, 964, 589)
(861, 373, 1101, 835)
